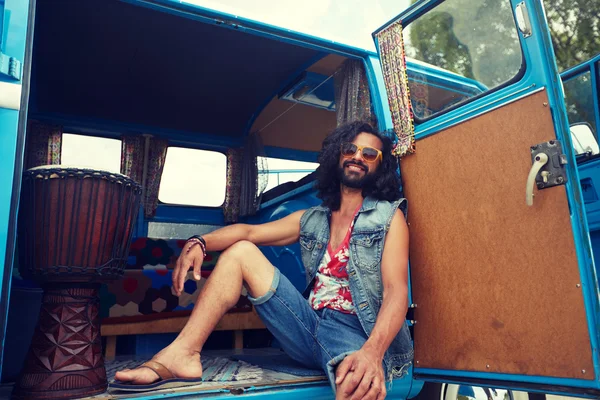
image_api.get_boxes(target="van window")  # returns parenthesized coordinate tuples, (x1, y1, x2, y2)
(158, 147, 227, 207)
(61, 133, 122, 173)
(402, 0, 522, 119)
(564, 71, 597, 138)
(263, 157, 319, 192)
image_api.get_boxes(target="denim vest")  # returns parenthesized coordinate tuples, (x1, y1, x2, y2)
(299, 196, 414, 380)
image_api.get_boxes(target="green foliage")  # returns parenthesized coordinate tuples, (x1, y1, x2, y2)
(405, 0, 599, 80)
(405, 0, 522, 88)
(545, 0, 600, 71)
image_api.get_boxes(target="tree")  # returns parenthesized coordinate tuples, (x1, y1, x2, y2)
(405, 0, 522, 88)
(399, 0, 599, 121)
(407, 10, 475, 81)
(405, 0, 599, 79)
(545, 0, 600, 71)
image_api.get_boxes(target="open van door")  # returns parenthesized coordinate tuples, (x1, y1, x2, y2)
(0, 0, 34, 379)
(373, 0, 600, 397)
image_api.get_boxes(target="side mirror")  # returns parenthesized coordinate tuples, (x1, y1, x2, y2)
(570, 123, 599, 156)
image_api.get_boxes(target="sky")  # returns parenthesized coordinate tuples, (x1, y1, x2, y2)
(61, 134, 122, 173)
(183, 0, 412, 51)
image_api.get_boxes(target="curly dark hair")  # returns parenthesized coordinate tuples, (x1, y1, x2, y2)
(315, 120, 401, 210)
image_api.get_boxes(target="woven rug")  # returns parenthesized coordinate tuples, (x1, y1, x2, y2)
(106, 355, 264, 383)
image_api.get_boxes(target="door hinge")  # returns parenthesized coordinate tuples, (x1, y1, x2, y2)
(530, 140, 568, 190)
(0, 52, 22, 81)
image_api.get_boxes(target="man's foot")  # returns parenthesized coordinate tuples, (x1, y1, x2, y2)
(114, 343, 202, 385)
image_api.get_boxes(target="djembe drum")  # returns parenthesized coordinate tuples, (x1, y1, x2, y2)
(12, 166, 142, 400)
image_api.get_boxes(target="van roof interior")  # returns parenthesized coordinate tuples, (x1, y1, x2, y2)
(30, 0, 349, 153)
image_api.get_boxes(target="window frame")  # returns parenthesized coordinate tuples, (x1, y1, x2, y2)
(562, 71, 596, 133)
(384, 0, 527, 124)
(560, 55, 600, 165)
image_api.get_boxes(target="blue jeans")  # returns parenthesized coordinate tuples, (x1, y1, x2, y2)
(248, 267, 387, 392)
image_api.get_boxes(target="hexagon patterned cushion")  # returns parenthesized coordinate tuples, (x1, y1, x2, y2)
(100, 238, 251, 323)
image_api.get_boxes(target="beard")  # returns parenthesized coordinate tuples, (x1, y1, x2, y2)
(337, 160, 378, 189)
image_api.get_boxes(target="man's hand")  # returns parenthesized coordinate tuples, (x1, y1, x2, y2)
(335, 348, 386, 400)
(172, 242, 205, 296)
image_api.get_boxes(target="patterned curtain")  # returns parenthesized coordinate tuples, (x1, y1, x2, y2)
(223, 148, 243, 224)
(374, 20, 415, 158)
(120, 135, 167, 218)
(144, 138, 168, 218)
(334, 59, 375, 127)
(222, 133, 268, 224)
(120, 136, 144, 185)
(25, 120, 62, 169)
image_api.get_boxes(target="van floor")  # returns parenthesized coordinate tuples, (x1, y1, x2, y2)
(0, 348, 328, 399)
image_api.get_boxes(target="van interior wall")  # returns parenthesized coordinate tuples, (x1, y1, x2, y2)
(252, 55, 345, 152)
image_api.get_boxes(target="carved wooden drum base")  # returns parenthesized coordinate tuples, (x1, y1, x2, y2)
(12, 285, 106, 400)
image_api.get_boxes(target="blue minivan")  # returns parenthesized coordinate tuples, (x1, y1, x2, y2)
(0, 0, 599, 399)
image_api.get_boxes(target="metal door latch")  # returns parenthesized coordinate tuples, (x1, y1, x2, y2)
(531, 140, 568, 189)
(526, 140, 568, 206)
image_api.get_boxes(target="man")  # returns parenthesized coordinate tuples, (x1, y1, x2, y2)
(114, 120, 413, 400)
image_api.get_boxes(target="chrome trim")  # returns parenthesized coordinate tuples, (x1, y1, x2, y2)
(516, 2, 533, 38)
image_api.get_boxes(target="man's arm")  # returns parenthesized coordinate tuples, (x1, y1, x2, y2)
(203, 210, 306, 250)
(336, 209, 409, 400)
(363, 209, 410, 361)
(172, 210, 305, 295)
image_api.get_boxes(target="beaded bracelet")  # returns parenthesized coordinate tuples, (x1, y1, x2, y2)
(186, 235, 206, 257)
(187, 235, 206, 248)
(187, 241, 206, 257)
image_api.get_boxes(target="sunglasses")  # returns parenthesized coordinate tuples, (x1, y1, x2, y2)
(341, 142, 382, 162)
